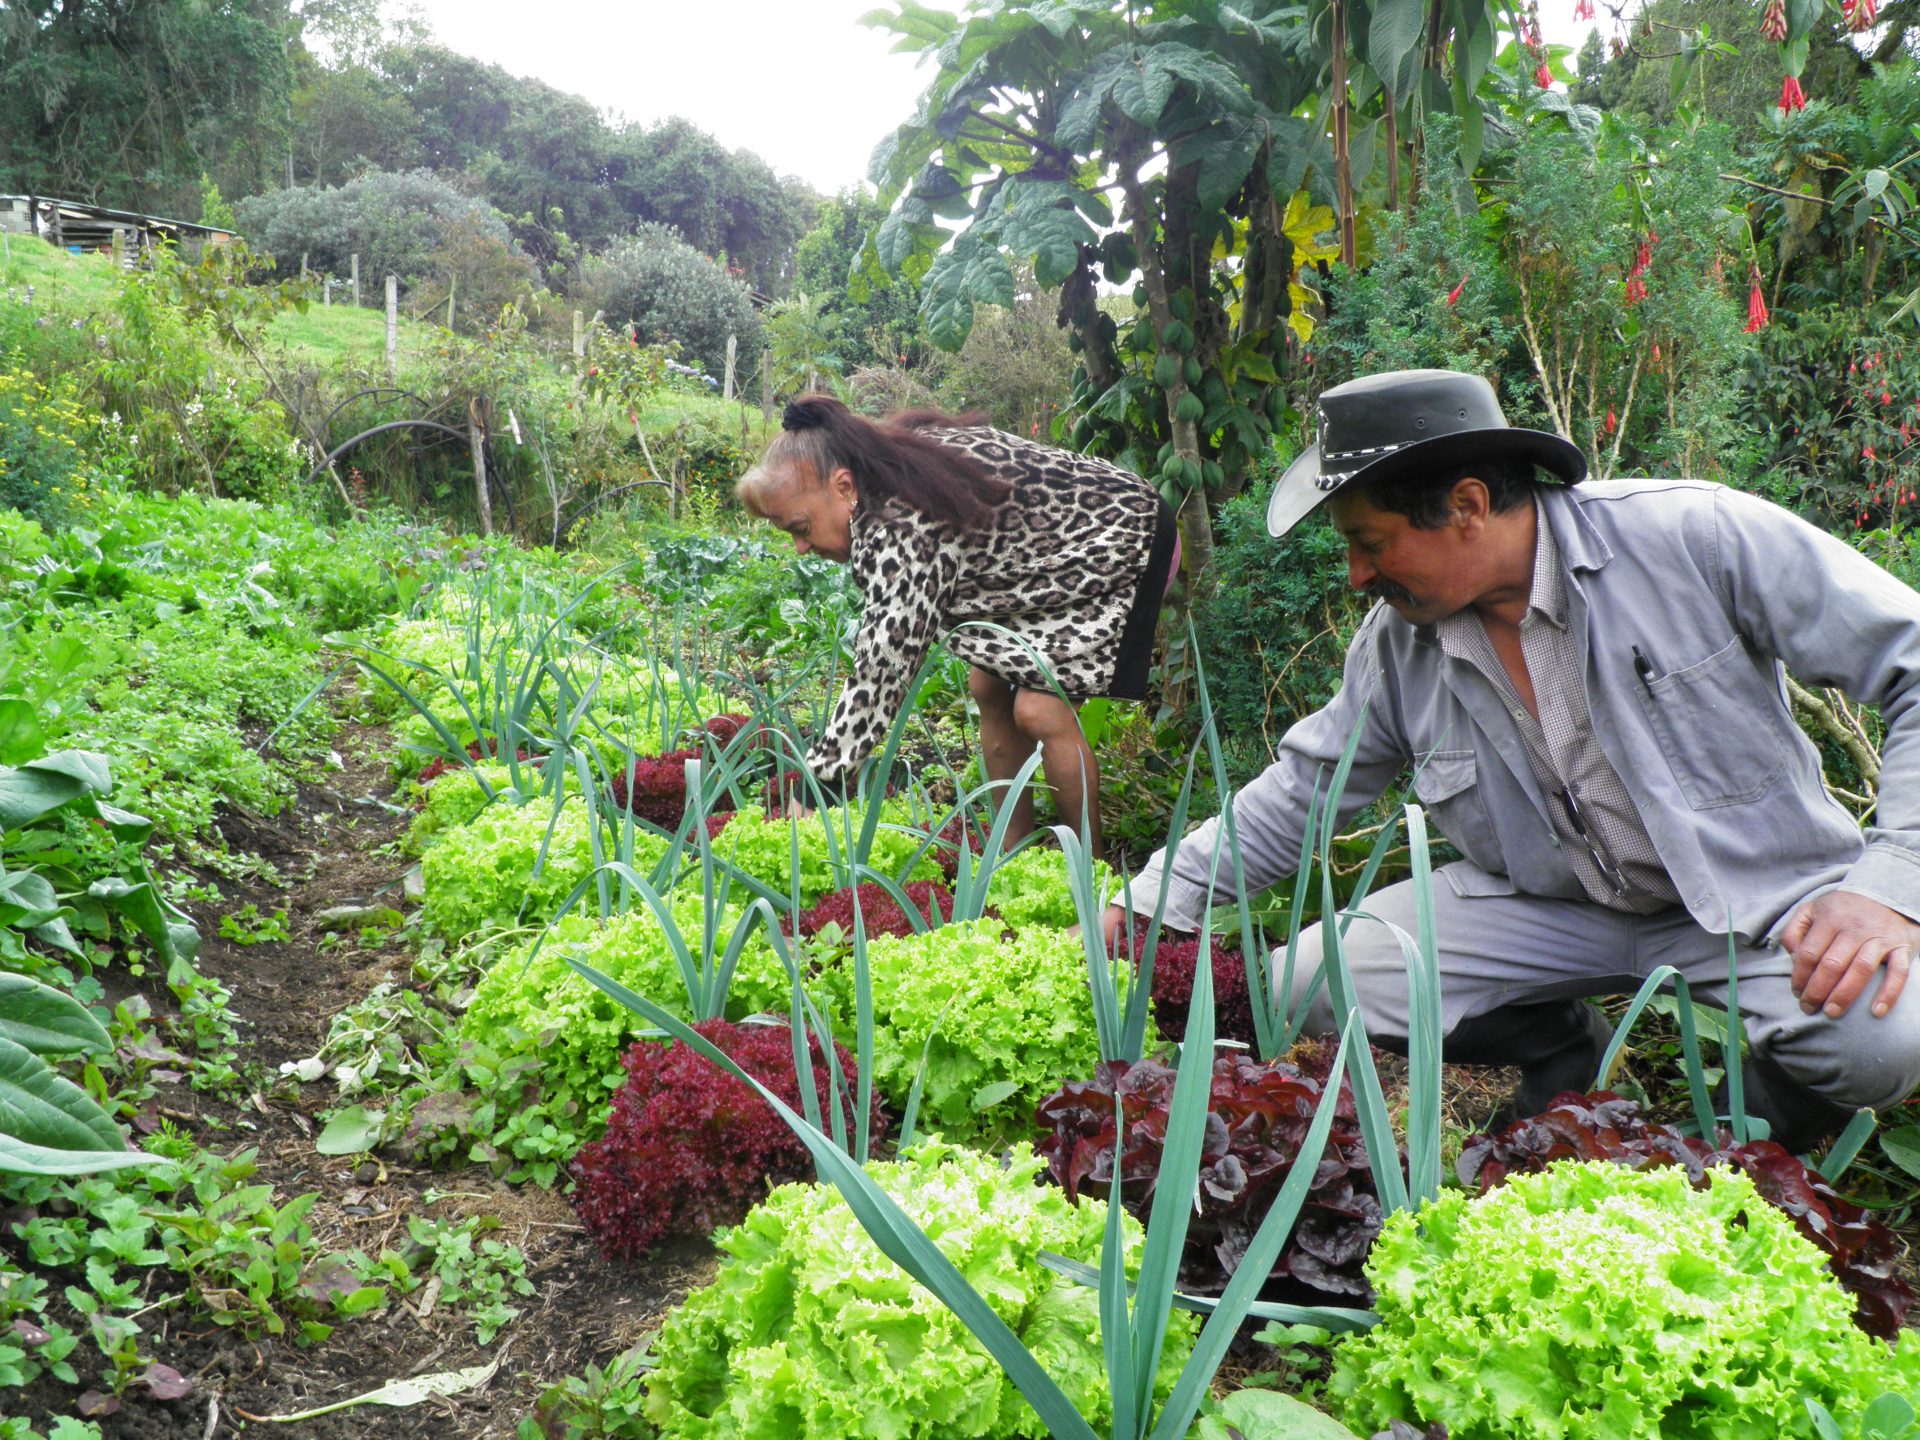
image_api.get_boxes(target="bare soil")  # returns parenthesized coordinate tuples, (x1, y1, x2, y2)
(11, 725, 718, 1438)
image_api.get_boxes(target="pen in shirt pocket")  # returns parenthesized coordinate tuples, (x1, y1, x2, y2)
(1631, 644, 1659, 697)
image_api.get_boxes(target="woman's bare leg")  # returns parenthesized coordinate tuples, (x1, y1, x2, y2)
(1013, 688, 1103, 863)
(968, 666, 1037, 844)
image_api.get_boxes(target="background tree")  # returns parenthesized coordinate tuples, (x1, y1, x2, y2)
(0, 0, 295, 215)
(790, 190, 924, 372)
(863, 0, 1501, 590)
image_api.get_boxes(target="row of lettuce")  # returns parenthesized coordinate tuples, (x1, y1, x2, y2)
(0, 461, 1916, 1434)
(347, 556, 1920, 1440)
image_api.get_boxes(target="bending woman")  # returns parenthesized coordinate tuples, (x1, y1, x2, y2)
(737, 394, 1179, 861)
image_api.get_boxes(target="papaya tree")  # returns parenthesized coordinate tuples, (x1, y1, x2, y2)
(863, 0, 1504, 594)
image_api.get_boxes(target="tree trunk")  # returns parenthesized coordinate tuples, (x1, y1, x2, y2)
(1119, 168, 1217, 601)
(1331, 0, 1358, 268)
(469, 397, 493, 537)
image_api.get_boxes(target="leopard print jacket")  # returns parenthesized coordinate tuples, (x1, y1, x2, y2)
(805, 425, 1161, 790)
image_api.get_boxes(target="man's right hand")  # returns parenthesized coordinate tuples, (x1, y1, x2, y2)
(1098, 905, 1127, 951)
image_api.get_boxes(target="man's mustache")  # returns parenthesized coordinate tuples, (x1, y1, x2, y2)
(1364, 578, 1415, 604)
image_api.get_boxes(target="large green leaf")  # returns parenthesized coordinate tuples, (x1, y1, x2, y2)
(0, 699, 45, 766)
(1367, 0, 1426, 100)
(0, 867, 66, 931)
(87, 876, 201, 970)
(1188, 119, 1264, 213)
(920, 235, 1016, 350)
(0, 1033, 134, 1175)
(0, 751, 112, 831)
(1193, 1391, 1359, 1439)
(998, 183, 1099, 288)
(0, 974, 110, 1056)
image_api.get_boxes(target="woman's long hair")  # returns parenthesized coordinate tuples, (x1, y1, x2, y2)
(737, 394, 1012, 531)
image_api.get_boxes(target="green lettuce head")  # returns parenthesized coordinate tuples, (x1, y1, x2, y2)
(643, 1139, 1195, 1438)
(1331, 1159, 1920, 1439)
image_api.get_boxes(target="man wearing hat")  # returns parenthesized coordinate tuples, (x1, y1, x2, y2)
(1104, 367, 1920, 1148)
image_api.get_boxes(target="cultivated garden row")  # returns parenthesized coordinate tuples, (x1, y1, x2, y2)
(5, 456, 1919, 1438)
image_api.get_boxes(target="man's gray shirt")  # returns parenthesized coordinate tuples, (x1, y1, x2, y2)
(1129, 478, 1920, 945)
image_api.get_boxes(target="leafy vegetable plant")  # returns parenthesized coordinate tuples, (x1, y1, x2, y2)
(1459, 1089, 1914, 1337)
(1329, 1160, 1920, 1440)
(1037, 1049, 1383, 1299)
(570, 1017, 886, 1260)
(856, 919, 1117, 1135)
(640, 1140, 1196, 1439)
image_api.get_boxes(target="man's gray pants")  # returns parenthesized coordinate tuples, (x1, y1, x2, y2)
(1286, 874, 1920, 1113)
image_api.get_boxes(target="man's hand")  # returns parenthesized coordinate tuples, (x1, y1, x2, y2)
(1781, 889, 1917, 1020)
(1067, 906, 1130, 950)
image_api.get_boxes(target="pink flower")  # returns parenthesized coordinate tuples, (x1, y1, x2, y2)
(1745, 266, 1769, 334)
(1446, 276, 1468, 306)
(1535, 61, 1554, 88)
(1779, 74, 1807, 113)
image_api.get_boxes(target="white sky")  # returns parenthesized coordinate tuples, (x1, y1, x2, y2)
(408, 1, 935, 195)
(403, 2, 1601, 197)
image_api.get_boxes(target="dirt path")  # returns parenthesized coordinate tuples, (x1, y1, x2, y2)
(60, 724, 718, 1439)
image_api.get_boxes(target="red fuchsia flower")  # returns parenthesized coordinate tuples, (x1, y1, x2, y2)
(1845, 0, 1877, 32)
(1574, 0, 1593, 17)
(1605, 407, 1619, 435)
(1535, 60, 1554, 87)
(1761, 0, 1787, 40)
(1884, 391, 1894, 405)
(1625, 275, 1649, 306)
(1864, 445, 1878, 460)
(1446, 276, 1468, 306)
(1779, 74, 1807, 113)
(1745, 265, 1769, 334)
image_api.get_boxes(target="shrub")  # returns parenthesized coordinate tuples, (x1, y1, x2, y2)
(578, 222, 763, 381)
(795, 881, 955, 942)
(1328, 1161, 1920, 1440)
(1036, 1050, 1380, 1298)
(1192, 478, 1367, 743)
(1458, 1089, 1914, 1338)
(641, 1139, 1196, 1439)
(234, 169, 518, 288)
(569, 1018, 886, 1260)
(858, 920, 1113, 1134)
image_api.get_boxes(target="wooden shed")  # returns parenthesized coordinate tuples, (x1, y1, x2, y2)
(0, 195, 235, 263)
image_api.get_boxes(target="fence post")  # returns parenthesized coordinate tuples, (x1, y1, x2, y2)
(323, 275, 331, 306)
(572, 309, 585, 369)
(301, 252, 308, 281)
(351, 253, 360, 307)
(446, 273, 456, 332)
(385, 275, 398, 380)
(761, 349, 773, 428)
(724, 333, 737, 402)
(469, 397, 493, 537)
(111, 229, 125, 269)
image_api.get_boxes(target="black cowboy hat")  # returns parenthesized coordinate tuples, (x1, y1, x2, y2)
(1267, 369, 1588, 538)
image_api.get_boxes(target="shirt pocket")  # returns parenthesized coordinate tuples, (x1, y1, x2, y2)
(1411, 749, 1506, 874)
(1634, 635, 1789, 809)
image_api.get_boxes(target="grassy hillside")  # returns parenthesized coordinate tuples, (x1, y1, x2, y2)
(0, 237, 772, 442)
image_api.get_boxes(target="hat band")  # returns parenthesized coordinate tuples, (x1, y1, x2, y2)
(1315, 439, 1406, 489)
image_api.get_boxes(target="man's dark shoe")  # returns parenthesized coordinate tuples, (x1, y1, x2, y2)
(1446, 999, 1614, 1131)
(1714, 1050, 1855, 1154)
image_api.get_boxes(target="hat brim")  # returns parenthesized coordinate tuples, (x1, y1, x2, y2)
(1266, 428, 1589, 539)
